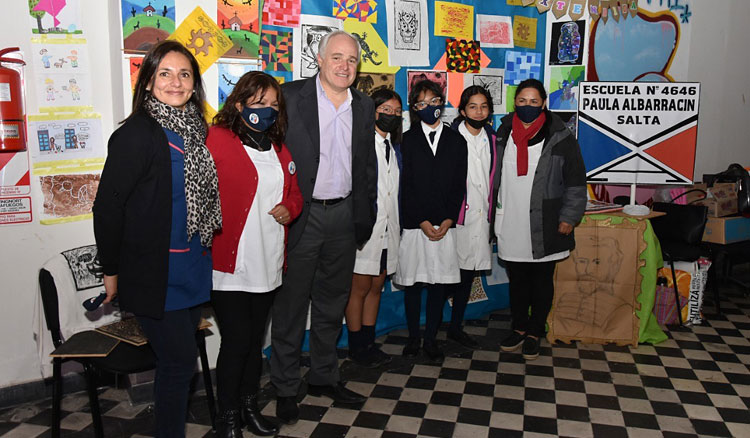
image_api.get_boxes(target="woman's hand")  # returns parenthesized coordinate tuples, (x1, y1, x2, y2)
(434, 219, 454, 240)
(558, 221, 574, 235)
(269, 205, 291, 225)
(103, 274, 118, 303)
(419, 221, 440, 240)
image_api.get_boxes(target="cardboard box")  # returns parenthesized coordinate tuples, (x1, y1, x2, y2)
(687, 183, 738, 217)
(702, 215, 750, 244)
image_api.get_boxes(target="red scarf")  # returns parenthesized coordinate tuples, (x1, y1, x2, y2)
(511, 111, 546, 176)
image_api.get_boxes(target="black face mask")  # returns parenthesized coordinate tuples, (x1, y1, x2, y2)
(465, 117, 488, 129)
(375, 113, 401, 133)
(515, 105, 544, 123)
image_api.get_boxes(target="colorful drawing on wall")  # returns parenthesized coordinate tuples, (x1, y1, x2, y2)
(39, 174, 100, 224)
(513, 15, 537, 49)
(169, 7, 233, 74)
(128, 56, 144, 91)
(548, 66, 585, 110)
(218, 0, 262, 59)
(27, 113, 105, 164)
(475, 14, 513, 49)
(504, 50, 542, 85)
(29, 0, 83, 35)
(445, 39, 480, 73)
(505, 85, 517, 113)
(293, 15, 342, 80)
(262, 0, 301, 27)
(121, 0, 176, 54)
(260, 29, 292, 72)
(434, 1, 473, 41)
(407, 70, 447, 101)
(386, 0, 429, 67)
(32, 38, 89, 74)
(555, 111, 579, 137)
(549, 20, 584, 66)
(434, 49, 492, 108)
(33, 67, 93, 111)
(218, 62, 261, 110)
(344, 21, 400, 74)
(333, 0, 378, 23)
(355, 73, 395, 96)
(577, 81, 700, 184)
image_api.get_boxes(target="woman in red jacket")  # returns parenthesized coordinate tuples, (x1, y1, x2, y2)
(206, 71, 303, 437)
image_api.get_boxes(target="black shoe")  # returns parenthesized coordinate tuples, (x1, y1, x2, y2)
(422, 340, 444, 362)
(447, 329, 479, 349)
(522, 336, 540, 360)
(500, 331, 526, 352)
(369, 344, 392, 366)
(402, 337, 421, 357)
(216, 409, 243, 438)
(275, 396, 299, 425)
(349, 347, 387, 368)
(307, 383, 366, 404)
(241, 394, 279, 436)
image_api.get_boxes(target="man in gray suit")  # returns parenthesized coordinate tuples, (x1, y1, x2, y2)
(270, 30, 377, 424)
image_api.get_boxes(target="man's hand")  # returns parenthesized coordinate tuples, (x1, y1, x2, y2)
(558, 221, 574, 235)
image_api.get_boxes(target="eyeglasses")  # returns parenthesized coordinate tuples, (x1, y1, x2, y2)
(377, 105, 402, 115)
(413, 97, 443, 110)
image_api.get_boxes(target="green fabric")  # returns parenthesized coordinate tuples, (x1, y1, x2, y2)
(582, 215, 668, 345)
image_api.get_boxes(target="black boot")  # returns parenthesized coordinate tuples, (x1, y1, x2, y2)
(216, 409, 243, 438)
(241, 394, 279, 436)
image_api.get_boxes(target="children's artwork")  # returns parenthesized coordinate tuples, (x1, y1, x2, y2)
(262, 0, 301, 27)
(354, 73, 395, 96)
(27, 113, 105, 165)
(513, 15, 537, 49)
(292, 15, 343, 80)
(465, 68, 504, 110)
(218, 0, 261, 59)
(407, 70, 447, 101)
(433, 49, 492, 108)
(32, 38, 93, 111)
(445, 39, 480, 73)
(548, 65, 585, 110)
(386, 0, 429, 66)
(475, 15, 513, 49)
(61, 245, 103, 291)
(434, 1, 473, 41)
(121, 0, 176, 54)
(169, 7, 233, 74)
(504, 50, 542, 85)
(32, 38, 89, 72)
(128, 56, 144, 91)
(39, 174, 100, 224)
(333, 0, 378, 23)
(549, 20, 584, 66)
(505, 85, 517, 113)
(555, 111, 579, 137)
(260, 29, 292, 72)
(29, 0, 83, 35)
(344, 21, 400, 74)
(218, 62, 262, 110)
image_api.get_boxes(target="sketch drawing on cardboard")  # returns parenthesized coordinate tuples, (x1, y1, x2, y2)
(394, 0, 420, 51)
(61, 244, 103, 291)
(473, 74, 503, 108)
(300, 24, 337, 78)
(355, 73, 395, 96)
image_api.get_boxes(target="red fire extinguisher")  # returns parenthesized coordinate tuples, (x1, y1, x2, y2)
(0, 47, 27, 152)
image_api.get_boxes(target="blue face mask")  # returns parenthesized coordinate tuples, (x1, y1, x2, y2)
(515, 105, 544, 123)
(416, 105, 443, 125)
(241, 106, 278, 132)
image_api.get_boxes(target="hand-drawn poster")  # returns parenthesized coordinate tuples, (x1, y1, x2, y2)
(475, 15, 513, 49)
(407, 70, 447, 101)
(39, 173, 100, 224)
(218, 62, 262, 110)
(504, 50, 542, 85)
(169, 7, 233, 74)
(386, 0, 430, 67)
(577, 81, 700, 184)
(343, 21, 400, 74)
(292, 15, 343, 80)
(548, 20, 584, 66)
(445, 39, 480, 73)
(128, 56, 145, 91)
(260, 29, 292, 72)
(29, 0, 83, 35)
(31, 38, 93, 111)
(513, 15, 537, 49)
(28, 113, 104, 165)
(333, 0, 378, 23)
(121, 0, 175, 54)
(548, 65, 585, 110)
(61, 245, 104, 291)
(355, 73, 395, 96)
(465, 68, 504, 110)
(262, 0, 301, 27)
(434, 1, 473, 41)
(218, 0, 261, 59)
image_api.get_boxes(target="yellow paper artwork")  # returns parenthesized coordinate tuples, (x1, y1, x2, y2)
(169, 7, 233, 74)
(434, 1, 474, 41)
(513, 15, 537, 49)
(343, 21, 400, 74)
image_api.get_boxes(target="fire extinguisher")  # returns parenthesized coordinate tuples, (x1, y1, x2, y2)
(0, 47, 27, 152)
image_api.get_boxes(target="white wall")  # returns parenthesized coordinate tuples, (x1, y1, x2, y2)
(0, 0, 749, 390)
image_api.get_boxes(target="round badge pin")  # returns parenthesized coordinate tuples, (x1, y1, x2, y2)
(288, 161, 296, 175)
(249, 113, 259, 124)
(434, 109, 440, 118)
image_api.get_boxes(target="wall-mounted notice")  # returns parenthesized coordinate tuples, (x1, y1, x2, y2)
(577, 81, 700, 184)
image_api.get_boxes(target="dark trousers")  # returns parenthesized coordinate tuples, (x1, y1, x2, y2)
(211, 290, 276, 411)
(446, 269, 476, 333)
(137, 306, 201, 438)
(404, 284, 445, 342)
(505, 260, 557, 337)
(270, 199, 356, 397)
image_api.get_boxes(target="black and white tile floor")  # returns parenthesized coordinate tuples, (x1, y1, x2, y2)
(2, 281, 749, 437)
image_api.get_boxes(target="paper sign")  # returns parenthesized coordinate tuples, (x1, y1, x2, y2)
(630, 0, 638, 17)
(513, 15, 537, 49)
(589, 0, 601, 21)
(569, 0, 586, 20)
(434, 1, 474, 41)
(476, 15, 513, 49)
(552, 0, 571, 19)
(169, 7, 233, 74)
(537, 0, 553, 13)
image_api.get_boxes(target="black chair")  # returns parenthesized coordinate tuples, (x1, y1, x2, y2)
(649, 202, 712, 324)
(39, 269, 217, 438)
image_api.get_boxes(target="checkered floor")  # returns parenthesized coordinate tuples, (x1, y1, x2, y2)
(2, 276, 749, 438)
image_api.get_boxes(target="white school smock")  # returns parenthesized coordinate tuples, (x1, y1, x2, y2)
(494, 134, 569, 263)
(212, 145, 285, 292)
(456, 121, 492, 271)
(354, 132, 401, 275)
